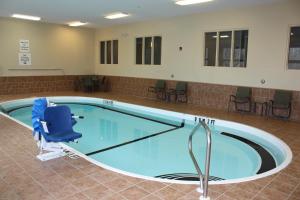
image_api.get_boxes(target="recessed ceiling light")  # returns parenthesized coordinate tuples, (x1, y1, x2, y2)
(175, 0, 213, 6)
(68, 21, 88, 27)
(105, 12, 129, 19)
(12, 14, 41, 21)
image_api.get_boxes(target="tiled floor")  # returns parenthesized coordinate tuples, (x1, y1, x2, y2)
(0, 91, 300, 200)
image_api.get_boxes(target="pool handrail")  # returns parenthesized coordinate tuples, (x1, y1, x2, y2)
(188, 120, 212, 200)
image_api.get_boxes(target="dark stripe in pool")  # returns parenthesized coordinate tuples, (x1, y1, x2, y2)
(221, 132, 276, 174)
(6, 102, 183, 128)
(86, 126, 183, 156)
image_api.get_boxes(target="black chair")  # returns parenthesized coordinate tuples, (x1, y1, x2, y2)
(82, 76, 94, 92)
(269, 90, 292, 119)
(73, 77, 82, 91)
(148, 80, 166, 100)
(228, 87, 252, 112)
(98, 76, 109, 92)
(168, 82, 188, 103)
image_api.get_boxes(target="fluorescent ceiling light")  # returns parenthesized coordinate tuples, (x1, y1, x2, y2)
(12, 14, 41, 21)
(220, 35, 229, 38)
(68, 21, 87, 27)
(175, 0, 213, 6)
(105, 12, 129, 19)
(212, 35, 229, 38)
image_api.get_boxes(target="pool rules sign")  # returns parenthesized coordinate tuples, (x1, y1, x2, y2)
(18, 40, 32, 65)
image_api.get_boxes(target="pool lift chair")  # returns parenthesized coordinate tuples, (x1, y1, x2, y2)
(32, 98, 83, 161)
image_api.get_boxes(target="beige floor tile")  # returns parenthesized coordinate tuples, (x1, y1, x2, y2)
(90, 169, 121, 184)
(102, 177, 134, 192)
(142, 194, 163, 200)
(119, 186, 150, 200)
(82, 185, 113, 200)
(137, 180, 168, 193)
(72, 175, 100, 191)
(257, 187, 289, 200)
(60, 192, 90, 200)
(154, 186, 185, 200)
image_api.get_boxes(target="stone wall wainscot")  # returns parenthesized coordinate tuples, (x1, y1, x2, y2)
(106, 75, 300, 122)
(0, 75, 299, 121)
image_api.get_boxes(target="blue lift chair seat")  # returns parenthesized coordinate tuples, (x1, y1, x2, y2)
(32, 98, 82, 161)
(40, 106, 82, 143)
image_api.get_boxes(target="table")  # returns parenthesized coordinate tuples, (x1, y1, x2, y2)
(254, 101, 268, 116)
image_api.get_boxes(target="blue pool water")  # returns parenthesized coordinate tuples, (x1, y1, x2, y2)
(2, 97, 289, 183)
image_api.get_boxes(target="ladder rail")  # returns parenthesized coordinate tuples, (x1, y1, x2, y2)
(188, 120, 212, 199)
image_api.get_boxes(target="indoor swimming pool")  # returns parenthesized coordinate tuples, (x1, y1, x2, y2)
(0, 96, 292, 184)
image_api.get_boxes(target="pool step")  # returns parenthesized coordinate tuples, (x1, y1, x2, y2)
(155, 173, 225, 181)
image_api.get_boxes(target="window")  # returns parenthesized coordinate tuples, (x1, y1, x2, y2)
(100, 41, 105, 64)
(204, 32, 217, 66)
(136, 38, 143, 64)
(233, 30, 248, 67)
(135, 36, 162, 65)
(144, 37, 152, 65)
(218, 31, 232, 67)
(204, 30, 248, 67)
(113, 40, 118, 64)
(288, 26, 300, 69)
(154, 36, 162, 65)
(99, 40, 118, 64)
(106, 41, 111, 64)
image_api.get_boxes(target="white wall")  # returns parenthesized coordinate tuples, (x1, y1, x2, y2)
(95, 0, 300, 91)
(0, 17, 95, 76)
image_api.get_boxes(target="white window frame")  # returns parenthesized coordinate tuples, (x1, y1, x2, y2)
(100, 39, 118, 65)
(286, 25, 300, 70)
(203, 29, 249, 68)
(134, 35, 162, 66)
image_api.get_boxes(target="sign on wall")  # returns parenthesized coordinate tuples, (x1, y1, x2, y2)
(18, 53, 32, 65)
(19, 40, 30, 52)
(18, 39, 32, 65)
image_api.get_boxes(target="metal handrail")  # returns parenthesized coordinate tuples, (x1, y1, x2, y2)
(188, 120, 212, 199)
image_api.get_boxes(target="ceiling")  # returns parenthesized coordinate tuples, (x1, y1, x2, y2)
(0, 0, 286, 28)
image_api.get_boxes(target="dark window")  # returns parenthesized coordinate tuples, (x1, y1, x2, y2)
(204, 32, 217, 66)
(144, 37, 152, 65)
(106, 41, 111, 64)
(136, 38, 143, 64)
(288, 26, 300, 69)
(100, 41, 105, 64)
(136, 36, 162, 65)
(218, 31, 232, 67)
(153, 36, 162, 65)
(113, 40, 118, 64)
(233, 30, 248, 67)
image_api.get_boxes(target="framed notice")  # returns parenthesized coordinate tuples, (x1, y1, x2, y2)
(18, 53, 32, 65)
(19, 39, 30, 52)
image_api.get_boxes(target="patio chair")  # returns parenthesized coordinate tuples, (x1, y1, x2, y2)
(168, 82, 188, 103)
(82, 76, 94, 92)
(98, 76, 110, 92)
(228, 87, 252, 112)
(148, 80, 166, 100)
(269, 90, 292, 119)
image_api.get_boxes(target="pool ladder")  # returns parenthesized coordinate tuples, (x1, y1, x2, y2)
(188, 120, 212, 200)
